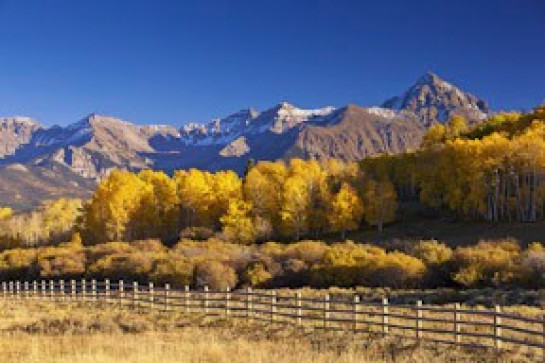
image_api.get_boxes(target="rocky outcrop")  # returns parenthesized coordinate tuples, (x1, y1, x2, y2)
(0, 117, 41, 157)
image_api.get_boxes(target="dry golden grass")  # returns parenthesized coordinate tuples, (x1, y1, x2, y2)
(0, 299, 538, 363)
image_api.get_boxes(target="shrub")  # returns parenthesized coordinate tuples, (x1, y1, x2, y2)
(88, 252, 154, 281)
(412, 240, 453, 266)
(520, 243, 545, 288)
(36, 247, 86, 278)
(242, 262, 273, 287)
(0, 248, 37, 280)
(131, 239, 167, 254)
(150, 254, 194, 287)
(86, 242, 132, 265)
(452, 239, 522, 287)
(411, 240, 454, 286)
(368, 251, 427, 288)
(194, 260, 237, 290)
(283, 240, 329, 265)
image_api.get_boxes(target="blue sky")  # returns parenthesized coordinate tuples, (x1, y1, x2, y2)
(0, 0, 543, 127)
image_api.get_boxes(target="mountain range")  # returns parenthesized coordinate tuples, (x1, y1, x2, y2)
(0, 72, 489, 209)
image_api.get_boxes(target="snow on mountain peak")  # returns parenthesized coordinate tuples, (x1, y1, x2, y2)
(366, 107, 398, 119)
(260, 103, 336, 134)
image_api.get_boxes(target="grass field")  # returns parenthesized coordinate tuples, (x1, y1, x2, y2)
(0, 299, 539, 362)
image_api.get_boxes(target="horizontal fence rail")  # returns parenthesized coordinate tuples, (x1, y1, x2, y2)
(2, 279, 545, 357)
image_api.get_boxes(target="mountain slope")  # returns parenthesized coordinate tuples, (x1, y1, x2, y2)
(0, 162, 95, 210)
(285, 105, 425, 160)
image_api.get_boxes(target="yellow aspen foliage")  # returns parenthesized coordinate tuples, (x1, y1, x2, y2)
(329, 182, 363, 239)
(289, 159, 331, 236)
(138, 170, 180, 242)
(447, 115, 468, 138)
(280, 175, 310, 240)
(0, 207, 12, 220)
(174, 169, 214, 228)
(83, 170, 153, 244)
(362, 179, 397, 232)
(220, 199, 255, 244)
(41, 198, 83, 242)
(209, 171, 243, 227)
(421, 123, 447, 148)
(244, 161, 287, 237)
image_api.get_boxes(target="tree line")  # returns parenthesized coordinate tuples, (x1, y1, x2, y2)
(362, 107, 545, 222)
(79, 159, 397, 246)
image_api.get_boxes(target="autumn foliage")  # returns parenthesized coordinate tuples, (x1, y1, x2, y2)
(1, 107, 545, 290)
(76, 158, 390, 246)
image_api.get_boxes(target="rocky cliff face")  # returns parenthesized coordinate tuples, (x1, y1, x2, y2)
(0, 72, 490, 208)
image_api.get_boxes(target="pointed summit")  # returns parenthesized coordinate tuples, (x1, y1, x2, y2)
(382, 72, 489, 126)
(415, 71, 442, 85)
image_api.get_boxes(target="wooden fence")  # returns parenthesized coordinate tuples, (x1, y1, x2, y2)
(2, 279, 545, 357)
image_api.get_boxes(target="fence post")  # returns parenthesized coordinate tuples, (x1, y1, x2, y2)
(164, 284, 170, 312)
(224, 287, 231, 316)
(32, 281, 37, 298)
(105, 279, 110, 304)
(382, 298, 389, 334)
(454, 303, 461, 345)
(132, 282, 138, 311)
(70, 280, 76, 300)
(296, 292, 302, 326)
(324, 294, 330, 328)
(119, 280, 124, 308)
(184, 285, 190, 313)
(494, 305, 502, 351)
(271, 291, 277, 322)
(49, 280, 54, 300)
(149, 282, 154, 311)
(2, 281, 6, 299)
(23, 281, 29, 299)
(542, 316, 545, 358)
(8, 281, 13, 297)
(416, 300, 423, 339)
(91, 279, 97, 302)
(246, 287, 252, 318)
(81, 279, 86, 302)
(41, 280, 46, 299)
(59, 280, 65, 301)
(353, 295, 360, 332)
(203, 285, 209, 314)
(15, 281, 20, 299)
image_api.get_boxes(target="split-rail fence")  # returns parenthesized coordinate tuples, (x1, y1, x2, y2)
(2, 279, 545, 357)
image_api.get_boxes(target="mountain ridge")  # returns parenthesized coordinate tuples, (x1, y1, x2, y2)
(0, 73, 491, 209)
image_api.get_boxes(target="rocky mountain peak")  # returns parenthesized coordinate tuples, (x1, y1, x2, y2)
(382, 72, 489, 126)
(0, 116, 40, 127)
(0, 117, 42, 157)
